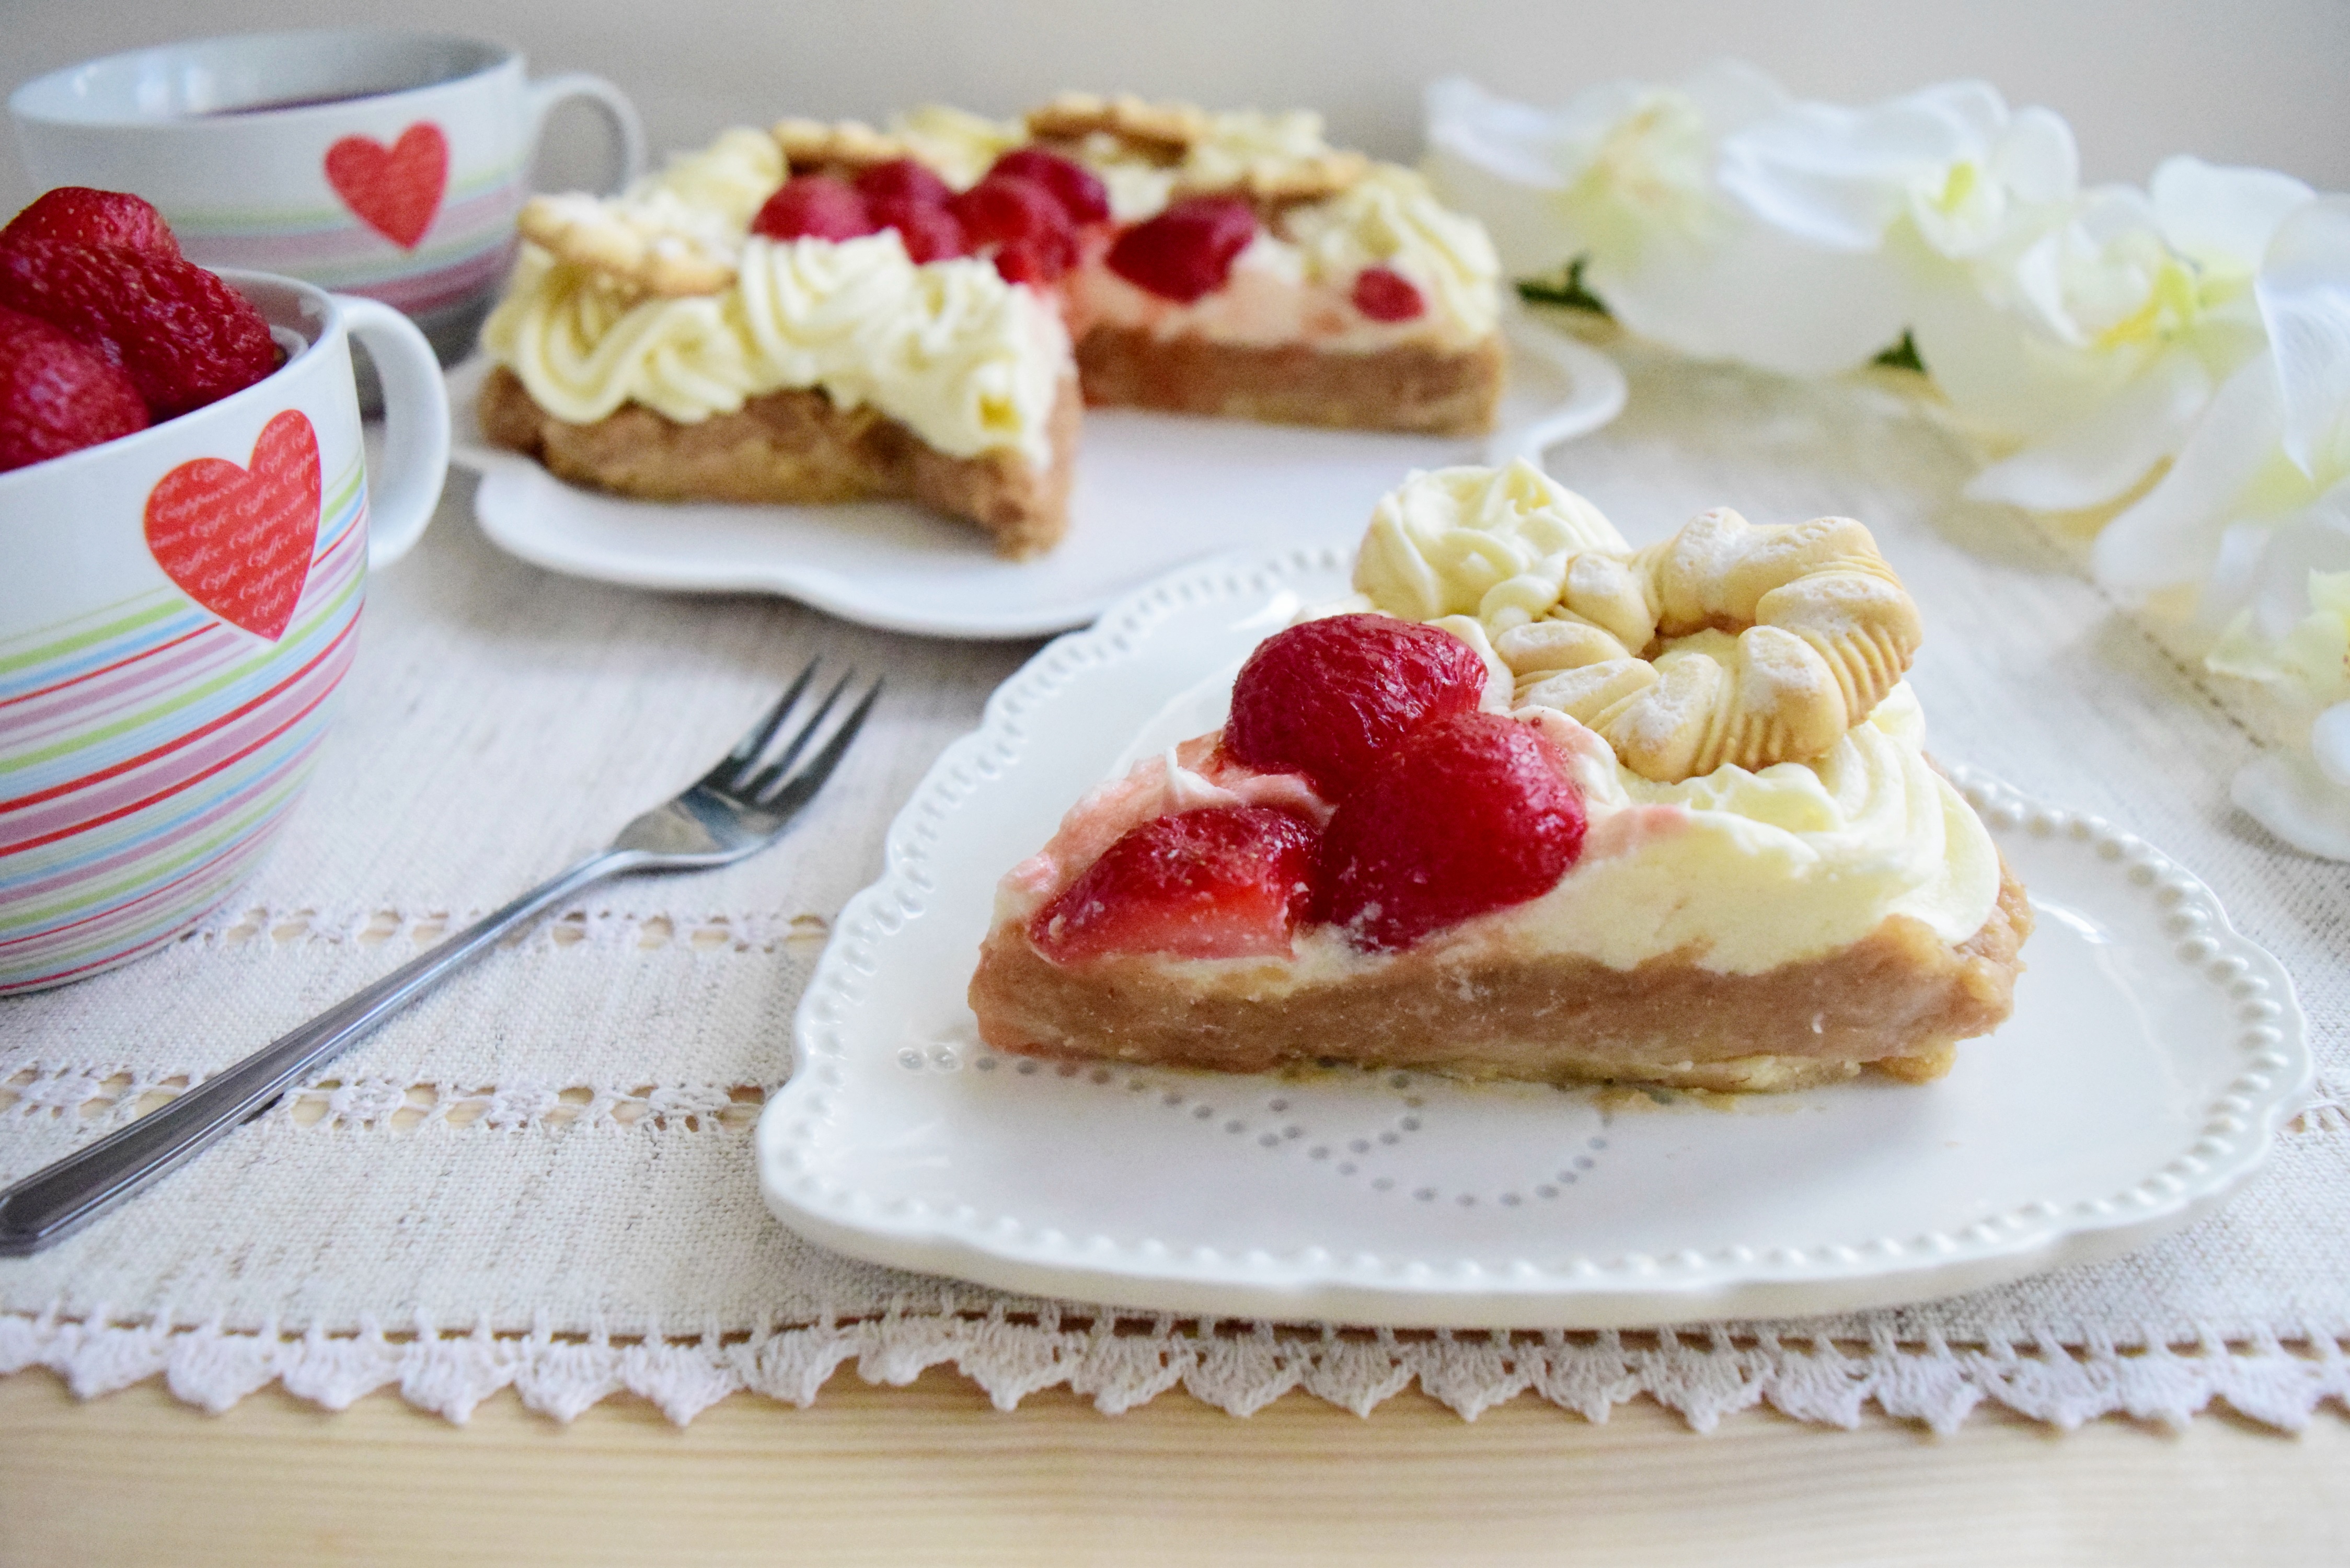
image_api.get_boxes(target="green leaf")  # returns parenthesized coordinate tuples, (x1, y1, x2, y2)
(1872, 330, 1925, 373)
(1516, 256, 1611, 318)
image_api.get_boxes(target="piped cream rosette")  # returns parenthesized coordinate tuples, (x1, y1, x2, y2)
(1342, 462, 1998, 972)
(1355, 461, 1923, 782)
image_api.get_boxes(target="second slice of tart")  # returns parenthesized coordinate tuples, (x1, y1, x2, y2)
(477, 99, 1508, 557)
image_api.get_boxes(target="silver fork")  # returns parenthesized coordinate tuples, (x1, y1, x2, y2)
(0, 661, 880, 1257)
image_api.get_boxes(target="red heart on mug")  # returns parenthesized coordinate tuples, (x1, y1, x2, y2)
(324, 122, 448, 250)
(144, 410, 322, 642)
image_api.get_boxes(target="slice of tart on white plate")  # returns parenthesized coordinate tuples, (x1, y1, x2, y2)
(968, 460, 2029, 1092)
(475, 96, 1506, 557)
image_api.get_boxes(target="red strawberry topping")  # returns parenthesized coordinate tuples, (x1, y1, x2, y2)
(870, 197, 969, 262)
(987, 147, 1111, 226)
(1352, 264, 1426, 322)
(0, 239, 277, 421)
(1223, 614, 1490, 798)
(1105, 195, 1257, 303)
(1, 188, 181, 259)
(0, 304, 148, 472)
(1031, 805, 1320, 962)
(751, 175, 880, 244)
(952, 174, 1079, 283)
(1315, 711, 1586, 951)
(853, 158, 955, 211)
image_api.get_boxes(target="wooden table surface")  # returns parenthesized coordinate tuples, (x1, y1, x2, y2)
(5, 1366, 2345, 1565)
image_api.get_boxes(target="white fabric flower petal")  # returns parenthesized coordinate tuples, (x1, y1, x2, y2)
(1718, 96, 1971, 251)
(2232, 728, 2350, 860)
(1965, 349, 2211, 510)
(2317, 702, 2350, 789)
(2151, 157, 2314, 272)
(1593, 214, 1908, 375)
(2255, 196, 2350, 480)
(1423, 76, 1575, 190)
(2093, 352, 2288, 599)
(1909, 267, 2140, 437)
(1992, 109, 2081, 209)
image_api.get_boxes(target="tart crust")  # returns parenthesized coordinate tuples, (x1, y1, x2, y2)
(477, 364, 1080, 559)
(967, 855, 2032, 1093)
(1074, 327, 1505, 436)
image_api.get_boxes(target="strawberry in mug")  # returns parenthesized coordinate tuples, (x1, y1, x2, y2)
(0, 188, 449, 991)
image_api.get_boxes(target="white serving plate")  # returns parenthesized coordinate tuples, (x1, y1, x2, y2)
(443, 314, 1624, 638)
(756, 546, 2312, 1328)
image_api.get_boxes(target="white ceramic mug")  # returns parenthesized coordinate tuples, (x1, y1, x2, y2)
(0, 272, 447, 992)
(10, 29, 646, 363)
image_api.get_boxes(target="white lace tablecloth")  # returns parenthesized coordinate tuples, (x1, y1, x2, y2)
(4, 351, 2345, 1432)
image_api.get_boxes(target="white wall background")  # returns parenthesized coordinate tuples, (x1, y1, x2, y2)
(6, 0, 2346, 216)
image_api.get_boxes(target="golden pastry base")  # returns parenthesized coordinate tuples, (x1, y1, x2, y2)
(969, 857, 2031, 1093)
(477, 365, 1081, 559)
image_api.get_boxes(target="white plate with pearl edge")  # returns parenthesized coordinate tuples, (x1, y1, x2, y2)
(756, 545, 2312, 1328)
(442, 311, 1625, 638)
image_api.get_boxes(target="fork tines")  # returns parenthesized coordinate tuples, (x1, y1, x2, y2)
(711, 660, 882, 810)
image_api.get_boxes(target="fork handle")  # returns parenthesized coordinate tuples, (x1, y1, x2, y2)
(0, 849, 646, 1258)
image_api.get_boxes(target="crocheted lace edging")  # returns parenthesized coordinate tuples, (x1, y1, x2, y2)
(6, 1308, 2346, 1432)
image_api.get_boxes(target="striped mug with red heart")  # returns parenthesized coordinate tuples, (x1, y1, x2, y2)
(0, 272, 448, 991)
(10, 30, 644, 365)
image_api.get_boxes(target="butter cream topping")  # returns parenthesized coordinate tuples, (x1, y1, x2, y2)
(482, 232, 1067, 465)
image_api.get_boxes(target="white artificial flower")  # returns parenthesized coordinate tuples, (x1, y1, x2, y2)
(1423, 65, 1905, 376)
(2095, 197, 2350, 602)
(1935, 163, 2312, 512)
(1718, 80, 2076, 262)
(2094, 197, 2350, 858)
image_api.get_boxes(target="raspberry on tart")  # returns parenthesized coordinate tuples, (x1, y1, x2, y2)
(479, 98, 1511, 557)
(969, 464, 2030, 1092)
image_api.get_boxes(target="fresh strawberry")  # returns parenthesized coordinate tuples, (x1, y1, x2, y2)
(1223, 614, 1490, 799)
(1352, 265, 1426, 321)
(751, 175, 880, 243)
(0, 188, 180, 259)
(0, 240, 277, 421)
(853, 158, 955, 211)
(1105, 195, 1257, 303)
(987, 147, 1110, 226)
(951, 174, 1078, 282)
(1315, 711, 1586, 951)
(1031, 806, 1320, 962)
(990, 238, 1066, 286)
(871, 197, 968, 262)
(0, 304, 148, 472)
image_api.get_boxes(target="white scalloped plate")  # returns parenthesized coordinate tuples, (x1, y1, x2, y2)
(443, 314, 1624, 638)
(756, 546, 2312, 1328)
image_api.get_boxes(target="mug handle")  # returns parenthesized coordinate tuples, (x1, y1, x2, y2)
(336, 296, 450, 569)
(526, 73, 648, 195)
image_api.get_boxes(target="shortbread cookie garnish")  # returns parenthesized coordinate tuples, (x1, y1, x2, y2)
(1024, 92, 1211, 154)
(772, 117, 916, 177)
(1496, 509, 1923, 782)
(516, 193, 735, 297)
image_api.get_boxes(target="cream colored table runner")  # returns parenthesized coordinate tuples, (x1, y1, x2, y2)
(4, 353, 2344, 1430)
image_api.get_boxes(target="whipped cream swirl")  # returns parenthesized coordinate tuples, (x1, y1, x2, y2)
(482, 232, 1068, 465)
